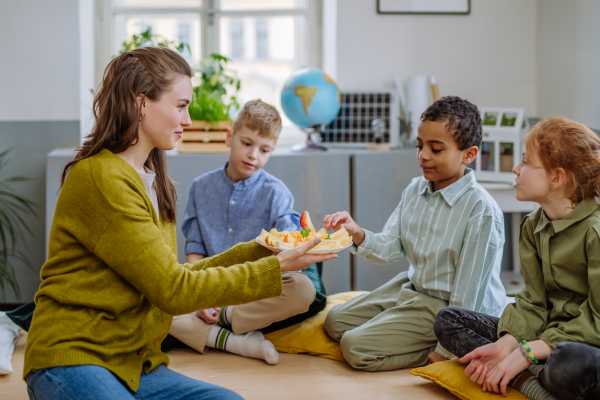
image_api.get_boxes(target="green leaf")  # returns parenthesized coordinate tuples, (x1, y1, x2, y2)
(301, 229, 311, 238)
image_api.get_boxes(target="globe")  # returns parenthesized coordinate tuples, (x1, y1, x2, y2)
(280, 68, 341, 130)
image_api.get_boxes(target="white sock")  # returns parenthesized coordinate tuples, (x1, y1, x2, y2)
(206, 325, 279, 365)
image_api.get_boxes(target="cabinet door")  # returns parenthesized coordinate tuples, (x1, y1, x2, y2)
(353, 150, 422, 291)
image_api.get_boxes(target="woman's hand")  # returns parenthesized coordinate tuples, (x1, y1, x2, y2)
(322, 211, 366, 246)
(483, 348, 530, 396)
(196, 308, 220, 324)
(460, 334, 519, 385)
(275, 239, 339, 272)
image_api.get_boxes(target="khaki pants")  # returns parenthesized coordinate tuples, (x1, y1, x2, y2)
(169, 271, 315, 353)
(324, 271, 448, 371)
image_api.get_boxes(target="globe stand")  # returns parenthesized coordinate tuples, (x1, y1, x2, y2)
(291, 126, 328, 152)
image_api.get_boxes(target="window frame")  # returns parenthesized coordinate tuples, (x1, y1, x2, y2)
(95, 0, 323, 144)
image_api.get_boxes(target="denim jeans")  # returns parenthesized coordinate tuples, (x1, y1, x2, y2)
(26, 364, 243, 400)
(434, 307, 600, 400)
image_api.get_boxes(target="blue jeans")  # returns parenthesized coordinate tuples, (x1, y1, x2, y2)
(26, 364, 243, 400)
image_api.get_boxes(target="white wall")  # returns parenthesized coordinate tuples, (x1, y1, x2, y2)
(537, 0, 600, 129)
(0, 0, 80, 121)
(335, 0, 537, 115)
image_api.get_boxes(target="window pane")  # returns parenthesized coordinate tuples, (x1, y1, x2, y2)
(113, 0, 202, 7)
(500, 142, 514, 172)
(220, 0, 307, 11)
(481, 141, 495, 172)
(220, 15, 306, 127)
(115, 14, 201, 67)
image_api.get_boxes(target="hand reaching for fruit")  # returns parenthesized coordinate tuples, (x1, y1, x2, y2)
(323, 211, 366, 247)
(258, 211, 353, 251)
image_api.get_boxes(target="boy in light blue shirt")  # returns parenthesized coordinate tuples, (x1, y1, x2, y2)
(170, 100, 326, 365)
(323, 96, 506, 371)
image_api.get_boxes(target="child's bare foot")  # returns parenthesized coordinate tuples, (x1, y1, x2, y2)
(428, 351, 450, 364)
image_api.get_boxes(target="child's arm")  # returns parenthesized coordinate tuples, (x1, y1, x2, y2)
(448, 210, 505, 313)
(497, 216, 551, 342)
(187, 254, 205, 263)
(535, 226, 600, 349)
(269, 188, 301, 232)
(324, 204, 405, 264)
(181, 184, 208, 259)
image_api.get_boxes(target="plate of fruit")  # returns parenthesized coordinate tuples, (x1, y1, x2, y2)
(256, 211, 353, 254)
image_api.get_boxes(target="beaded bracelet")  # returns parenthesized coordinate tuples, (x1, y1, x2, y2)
(519, 340, 539, 364)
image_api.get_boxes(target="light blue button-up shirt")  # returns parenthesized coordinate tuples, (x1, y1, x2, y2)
(353, 169, 506, 357)
(182, 164, 300, 257)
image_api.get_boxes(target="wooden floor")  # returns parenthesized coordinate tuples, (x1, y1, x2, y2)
(3, 332, 456, 400)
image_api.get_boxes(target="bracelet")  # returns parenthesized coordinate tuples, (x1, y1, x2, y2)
(519, 341, 539, 364)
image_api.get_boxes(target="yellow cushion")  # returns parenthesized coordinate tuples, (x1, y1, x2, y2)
(264, 291, 367, 362)
(410, 359, 528, 400)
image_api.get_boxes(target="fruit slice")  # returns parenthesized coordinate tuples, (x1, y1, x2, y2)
(259, 229, 270, 239)
(277, 240, 295, 249)
(270, 228, 279, 236)
(330, 227, 349, 240)
(300, 211, 316, 232)
(282, 234, 294, 243)
(340, 236, 353, 247)
(317, 227, 327, 237)
(315, 240, 342, 249)
(265, 235, 278, 247)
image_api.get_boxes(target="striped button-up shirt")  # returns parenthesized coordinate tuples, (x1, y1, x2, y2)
(353, 170, 506, 356)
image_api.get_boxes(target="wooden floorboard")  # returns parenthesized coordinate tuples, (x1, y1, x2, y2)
(2, 332, 456, 400)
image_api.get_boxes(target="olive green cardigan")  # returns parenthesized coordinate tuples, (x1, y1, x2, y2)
(24, 149, 282, 391)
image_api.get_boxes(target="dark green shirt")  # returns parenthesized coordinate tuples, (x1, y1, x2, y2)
(498, 198, 600, 349)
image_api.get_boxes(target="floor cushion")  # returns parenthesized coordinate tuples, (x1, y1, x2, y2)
(265, 291, 367, 362)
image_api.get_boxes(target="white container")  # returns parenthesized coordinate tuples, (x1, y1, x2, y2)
(406, 76, 433, 140)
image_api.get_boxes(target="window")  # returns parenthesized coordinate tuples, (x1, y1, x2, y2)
(97, 0, 323, 144)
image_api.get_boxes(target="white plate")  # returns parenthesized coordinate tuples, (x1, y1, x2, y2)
(255, 237, 353, 255)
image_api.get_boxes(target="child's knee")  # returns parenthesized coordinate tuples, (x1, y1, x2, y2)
(339, 330, 379, 371)
(433, 306, 459, 339)
(286, 272, 316, 314)
(324, 305, 344, 340)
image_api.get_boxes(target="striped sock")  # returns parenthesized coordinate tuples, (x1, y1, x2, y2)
(218, 306, 232, 329)
(510, 368, 561, 400)
(205, 325, 279, 365)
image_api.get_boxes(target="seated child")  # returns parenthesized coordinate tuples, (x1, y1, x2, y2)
(322, 96, 506, 371)
(434, 117, 600, 399)
(169, 99, 326, 365)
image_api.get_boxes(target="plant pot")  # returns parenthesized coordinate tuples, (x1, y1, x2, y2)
(178, 120, 233, 153)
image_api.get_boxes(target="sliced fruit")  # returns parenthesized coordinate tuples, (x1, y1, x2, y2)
(340, 236, 353, 247)
(316, 240, 341, 249)
(280, 230, 290, 236)
(282, 234, 294, 243)
(300, 211, 316, 232)
(277, 240, 295, 249)
(270, 228, 279, 235)
(330, 227, 349, 240)
(317, 227, 327, 237)
(265, 235, 277, 247)
(259, 229, 270, 239)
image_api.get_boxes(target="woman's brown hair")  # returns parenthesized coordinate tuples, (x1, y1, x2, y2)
(525, 116, 600, 203)
(61, 46, 192, 222)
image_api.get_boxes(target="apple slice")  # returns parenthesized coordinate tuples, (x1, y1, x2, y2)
(259, 229, 270, 239)
(265, 235, 278, 247)
(317, 227, 327, 237)
(316, 240, 341, 249)
(330, 227, 349, 240)
(277, 240, 295, 249)
(300, 211, 316, 233)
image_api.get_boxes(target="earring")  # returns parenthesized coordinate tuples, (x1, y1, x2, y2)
(139, 112, 145, 121)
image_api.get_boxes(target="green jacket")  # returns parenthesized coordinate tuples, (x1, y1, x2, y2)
(498, 198, 600, 349)
(24, 149, 282, 391)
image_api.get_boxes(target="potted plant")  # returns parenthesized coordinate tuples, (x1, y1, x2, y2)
(0, 150, 36, 301)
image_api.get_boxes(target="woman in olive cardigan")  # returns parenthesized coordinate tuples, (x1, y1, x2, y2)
(23, 47, 336, 400)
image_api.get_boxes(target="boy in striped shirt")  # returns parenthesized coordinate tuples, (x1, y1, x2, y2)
(323, 96, 506, 371)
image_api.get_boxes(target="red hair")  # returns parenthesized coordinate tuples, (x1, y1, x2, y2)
(525, 117, 600, 203)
